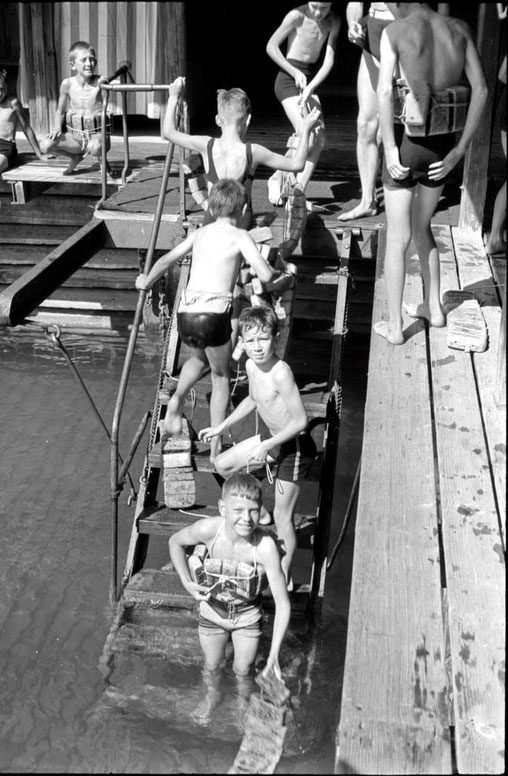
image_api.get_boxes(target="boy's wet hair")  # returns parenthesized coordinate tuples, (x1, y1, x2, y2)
(216, 88, 251, 121)
(222, 473, 262, 504)
(239, 305, 279, 337)
(208, 179, 246, 217)
(69, 40, 96, 60)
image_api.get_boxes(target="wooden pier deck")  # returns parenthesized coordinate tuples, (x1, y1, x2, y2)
(336, 225, 505, 775)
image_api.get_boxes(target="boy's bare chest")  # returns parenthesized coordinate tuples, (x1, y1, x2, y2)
(68, 80, 102, 111)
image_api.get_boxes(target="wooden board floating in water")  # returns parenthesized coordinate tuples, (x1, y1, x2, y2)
(443, 289, 488, 352)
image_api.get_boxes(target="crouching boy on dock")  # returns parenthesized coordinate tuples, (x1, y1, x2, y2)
(163, 77, 319, 229)
(39, 40, 113, 176)
(199, 306, 316, 587)
(0, 69, 48, 175)
(135, 179, 282, 460)
(169, 472, 290, 682)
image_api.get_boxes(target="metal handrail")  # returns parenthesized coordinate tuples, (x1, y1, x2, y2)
(98, 73, 172, 205)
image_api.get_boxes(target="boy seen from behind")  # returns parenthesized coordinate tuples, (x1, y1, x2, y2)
(136, 180, 283, 461)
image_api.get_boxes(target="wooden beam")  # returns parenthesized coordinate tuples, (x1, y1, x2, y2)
(0, 219, 106, 326)
(459, 3, 501, 231)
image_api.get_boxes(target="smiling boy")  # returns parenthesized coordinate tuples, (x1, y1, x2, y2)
(199, 306, 316, 585)
(40, 41, 112, 175)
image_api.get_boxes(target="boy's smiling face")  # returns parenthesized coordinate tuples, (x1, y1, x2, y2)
(220, 494, 261, 538)
(71, 48, 97, 78)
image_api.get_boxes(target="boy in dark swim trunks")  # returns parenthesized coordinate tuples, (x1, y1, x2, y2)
(0, 69, 48, 176)
(266, 2, 340, 204)
(135, 180, 282, 460)
(199, 306, 316, 585)
(163, 77, 319, 230)
(373, 3, 487, 345)
(169, 472, 290, 679)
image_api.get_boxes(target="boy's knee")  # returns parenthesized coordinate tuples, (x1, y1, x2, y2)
(213, 454, 230, 478)
(88, 136, 103, 157)
(39, 137, 53, 154)
(233, 661, 253, 677)
(357, 114, 378, 143)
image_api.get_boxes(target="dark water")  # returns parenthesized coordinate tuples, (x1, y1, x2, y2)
(0, 325, 366, 774)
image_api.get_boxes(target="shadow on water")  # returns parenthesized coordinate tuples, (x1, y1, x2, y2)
(0, 323, 368, 773)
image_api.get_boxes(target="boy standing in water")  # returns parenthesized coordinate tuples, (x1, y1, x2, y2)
(373, 3, 487, 345)
(266, 2, 341, 204)
(169, 472, 290, 682)
(40, 41, 112, 176)
(0, 69, 48, 175)
(163, 77, 319, 229)
(135, 180, 282, 460)
(199, 306, 316, 586)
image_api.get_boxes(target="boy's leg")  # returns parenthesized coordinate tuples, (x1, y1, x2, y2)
(214, 435, 266, 477)
(338, 53, 380, 221)
(273, 479, 301, 585)
(88, 133, 114, 176)
(373, 184, 414, 345)
(205, 340, 232, 461)
(279, 94, 325, 191)
(163, 346, 208, 434)
(231, 629, 261, 677)
(0, 154, 8, 175)
(198, 627, 230, 672)
(40, 133, 86, 174)
(403, 183, 446, 327)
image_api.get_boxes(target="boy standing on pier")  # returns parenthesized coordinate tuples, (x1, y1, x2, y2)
(135, 180, 282, 461)
(40, 41, 112, 176)
(163, 77, 319, 229)
(266, 2, 341, 204)
(373, 3, 487, 345)
(199, 306, 316, 586)
(0, 69, 48, 175)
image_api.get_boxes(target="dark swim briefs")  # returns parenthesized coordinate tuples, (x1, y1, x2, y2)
(274, 58, 319, 102)
(177, 311, 232, 350)
(259, 428, 317, 482)
(382, 123, 456, 189)
(363, 15, 392, 61)
(0, 138, 18, 166)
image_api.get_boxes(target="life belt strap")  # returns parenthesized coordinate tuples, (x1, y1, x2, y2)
(393, 79, 470, 136)
(65, 111, 112, 135)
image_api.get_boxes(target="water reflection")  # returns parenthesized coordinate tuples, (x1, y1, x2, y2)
(0, 325, 365, 773)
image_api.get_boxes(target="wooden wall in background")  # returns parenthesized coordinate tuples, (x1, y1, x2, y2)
(18, 3, 59, 135)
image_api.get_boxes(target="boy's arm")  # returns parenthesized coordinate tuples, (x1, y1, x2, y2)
(198, 393, 257, 441)
(162, 77, 209, 154)
(252, 108, 320, 172)
(168, 519, 217, 600)
(11, 100, 47, 159)
(428, 24, 488, 181)
(258, 536, 291, 677)
(238, 231, 280, 283)
(377, 28, 410, 181)
(48, 80, 70, 138)
(266, 10, 307, 90)
(135, 231, 196, 291)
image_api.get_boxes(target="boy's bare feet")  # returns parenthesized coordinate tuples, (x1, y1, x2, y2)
(337, 201, 378, 221)
(373, 320, 404, 345)
(403, 301, 446, 328)
(160, 397, 183, 436)
(63, 153, 85, 175)
(483, 231, 506, 256)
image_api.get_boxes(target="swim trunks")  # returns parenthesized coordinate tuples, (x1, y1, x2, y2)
(198, 597, 262, 637)
(274, 58, 319, 102)
(245, 428, 317, 483)
(177, 289, 233, 350)
(0, 138, 17, 166)
(363, 12, 393, 61)
(382, 123, 456, 189)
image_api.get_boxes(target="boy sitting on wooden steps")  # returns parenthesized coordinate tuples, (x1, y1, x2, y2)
(135, 179, 284, 462)
(0, 69, 48, 176)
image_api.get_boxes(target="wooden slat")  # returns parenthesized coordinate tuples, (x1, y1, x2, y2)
(449, 226, 505, 543)
(337, 230, 452, 774)
(428, 225, 505, 775)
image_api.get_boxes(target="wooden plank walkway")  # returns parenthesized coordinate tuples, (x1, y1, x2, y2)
(336, 225, 505, 774)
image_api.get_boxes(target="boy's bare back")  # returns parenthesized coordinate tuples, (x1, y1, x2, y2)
(387, 11, 470, 90)
(285, 4, 338, 63)
(186, 222, 247, 294)
(0, 100, 18, 142)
